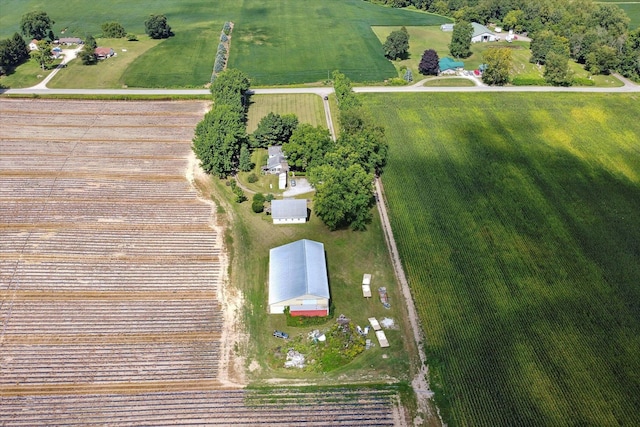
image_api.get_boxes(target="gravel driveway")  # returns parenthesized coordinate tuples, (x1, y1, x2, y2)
(282, 178, 314, 197)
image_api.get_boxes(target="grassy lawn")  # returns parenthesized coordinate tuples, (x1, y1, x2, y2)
(422, 77, 476, 86)
(0, 54, 62, 88)
(363, 92, 640, 426)
(1, 0, 449, 87)
(47, 37, 160, 89)
(246, 94, 326, 132)
(205, 175, 415, 384)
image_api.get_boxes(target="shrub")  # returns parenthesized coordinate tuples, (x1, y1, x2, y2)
(265, 193, 275, 202)
(223, 22, 232, 35)
(511, 76, 546, 86)
(220, 33, 228, 43)
(247, 173, 258, 183)
(252, 193, 265, 203)
(251, 200, 264, 213)
(386, 77, 408, 86)
(126, 33, 138, 41)
(101, 22, 126, 38)
(573, 77, 595, 86)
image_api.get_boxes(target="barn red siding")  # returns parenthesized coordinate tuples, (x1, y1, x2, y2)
(290, 309, 328, 317)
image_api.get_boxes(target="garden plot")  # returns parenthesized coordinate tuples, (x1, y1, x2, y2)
(0, 388, 397, 425)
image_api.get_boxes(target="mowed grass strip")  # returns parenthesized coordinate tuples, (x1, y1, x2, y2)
(246, 94, 326, 132)
(364, 92, 640, 426)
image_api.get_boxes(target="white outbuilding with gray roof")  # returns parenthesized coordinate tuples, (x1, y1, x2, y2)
(268, 239, 330, 316)
(271, 199, 307, 224)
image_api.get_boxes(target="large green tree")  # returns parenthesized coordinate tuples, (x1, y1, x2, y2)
(449, 20, 473, 58)
(338, 125, 388, 175)
(78, 35, 97, 65)
(282, 124, 333, 171)
(544, 51, 573, 86)
(32, 40, 53, 71)
(251, 113, 298, 148)
(332, 70, 361, 110)
(383, 29, 409, 60)
(211, 68, 250, 112)
(482, 47, 512, 85)
(20, 11, 54, 41)
(192, 105, 246, 177)
(530, 30, 570, 65)
(0, 33, 29, 72)
(308, 163, 374, 231)
(101, 22, 127, 38)
(144, 14, 173, 39)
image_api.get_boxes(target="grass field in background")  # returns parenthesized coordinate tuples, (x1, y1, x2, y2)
(1, 0, 449, 87)
(364, 92, 640, 426)
(618, 3, 640, 28)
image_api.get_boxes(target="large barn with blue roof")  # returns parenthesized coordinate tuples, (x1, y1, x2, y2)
(268, 239, 330, 316)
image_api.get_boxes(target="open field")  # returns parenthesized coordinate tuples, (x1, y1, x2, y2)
(0, 98, 401, 425)
(363, 93, 640, 426)
(596, 1, 640, 27)
(1, 0, 448, 87)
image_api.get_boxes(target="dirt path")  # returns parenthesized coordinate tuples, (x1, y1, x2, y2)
(375, 178, 437, 426)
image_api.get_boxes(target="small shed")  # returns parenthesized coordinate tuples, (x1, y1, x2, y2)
(471, 22, 497, 43)
(375, 330, 390, 348)
(29, 39, 39, 51)
(440, 23, 454, 32)
(272, 199, 307, 224)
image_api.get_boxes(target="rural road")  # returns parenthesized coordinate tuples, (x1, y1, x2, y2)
(2, 73, 638, 96)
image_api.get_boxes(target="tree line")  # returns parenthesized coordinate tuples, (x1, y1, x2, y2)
(365, 0, 640, 81)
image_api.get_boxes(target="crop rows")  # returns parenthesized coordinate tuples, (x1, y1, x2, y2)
(0, 260, 219, 291)
(0, 388, 396, 426)
(367, 93, 640, 426)
(1, 200, 212, 225)
(0, 177, 197, 200)
(1, 140, 191, 157)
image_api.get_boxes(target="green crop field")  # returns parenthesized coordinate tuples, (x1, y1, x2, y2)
(364, 93, 640, 426)
(596, 1, 640, 28)
(1, 0, 449, 87)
